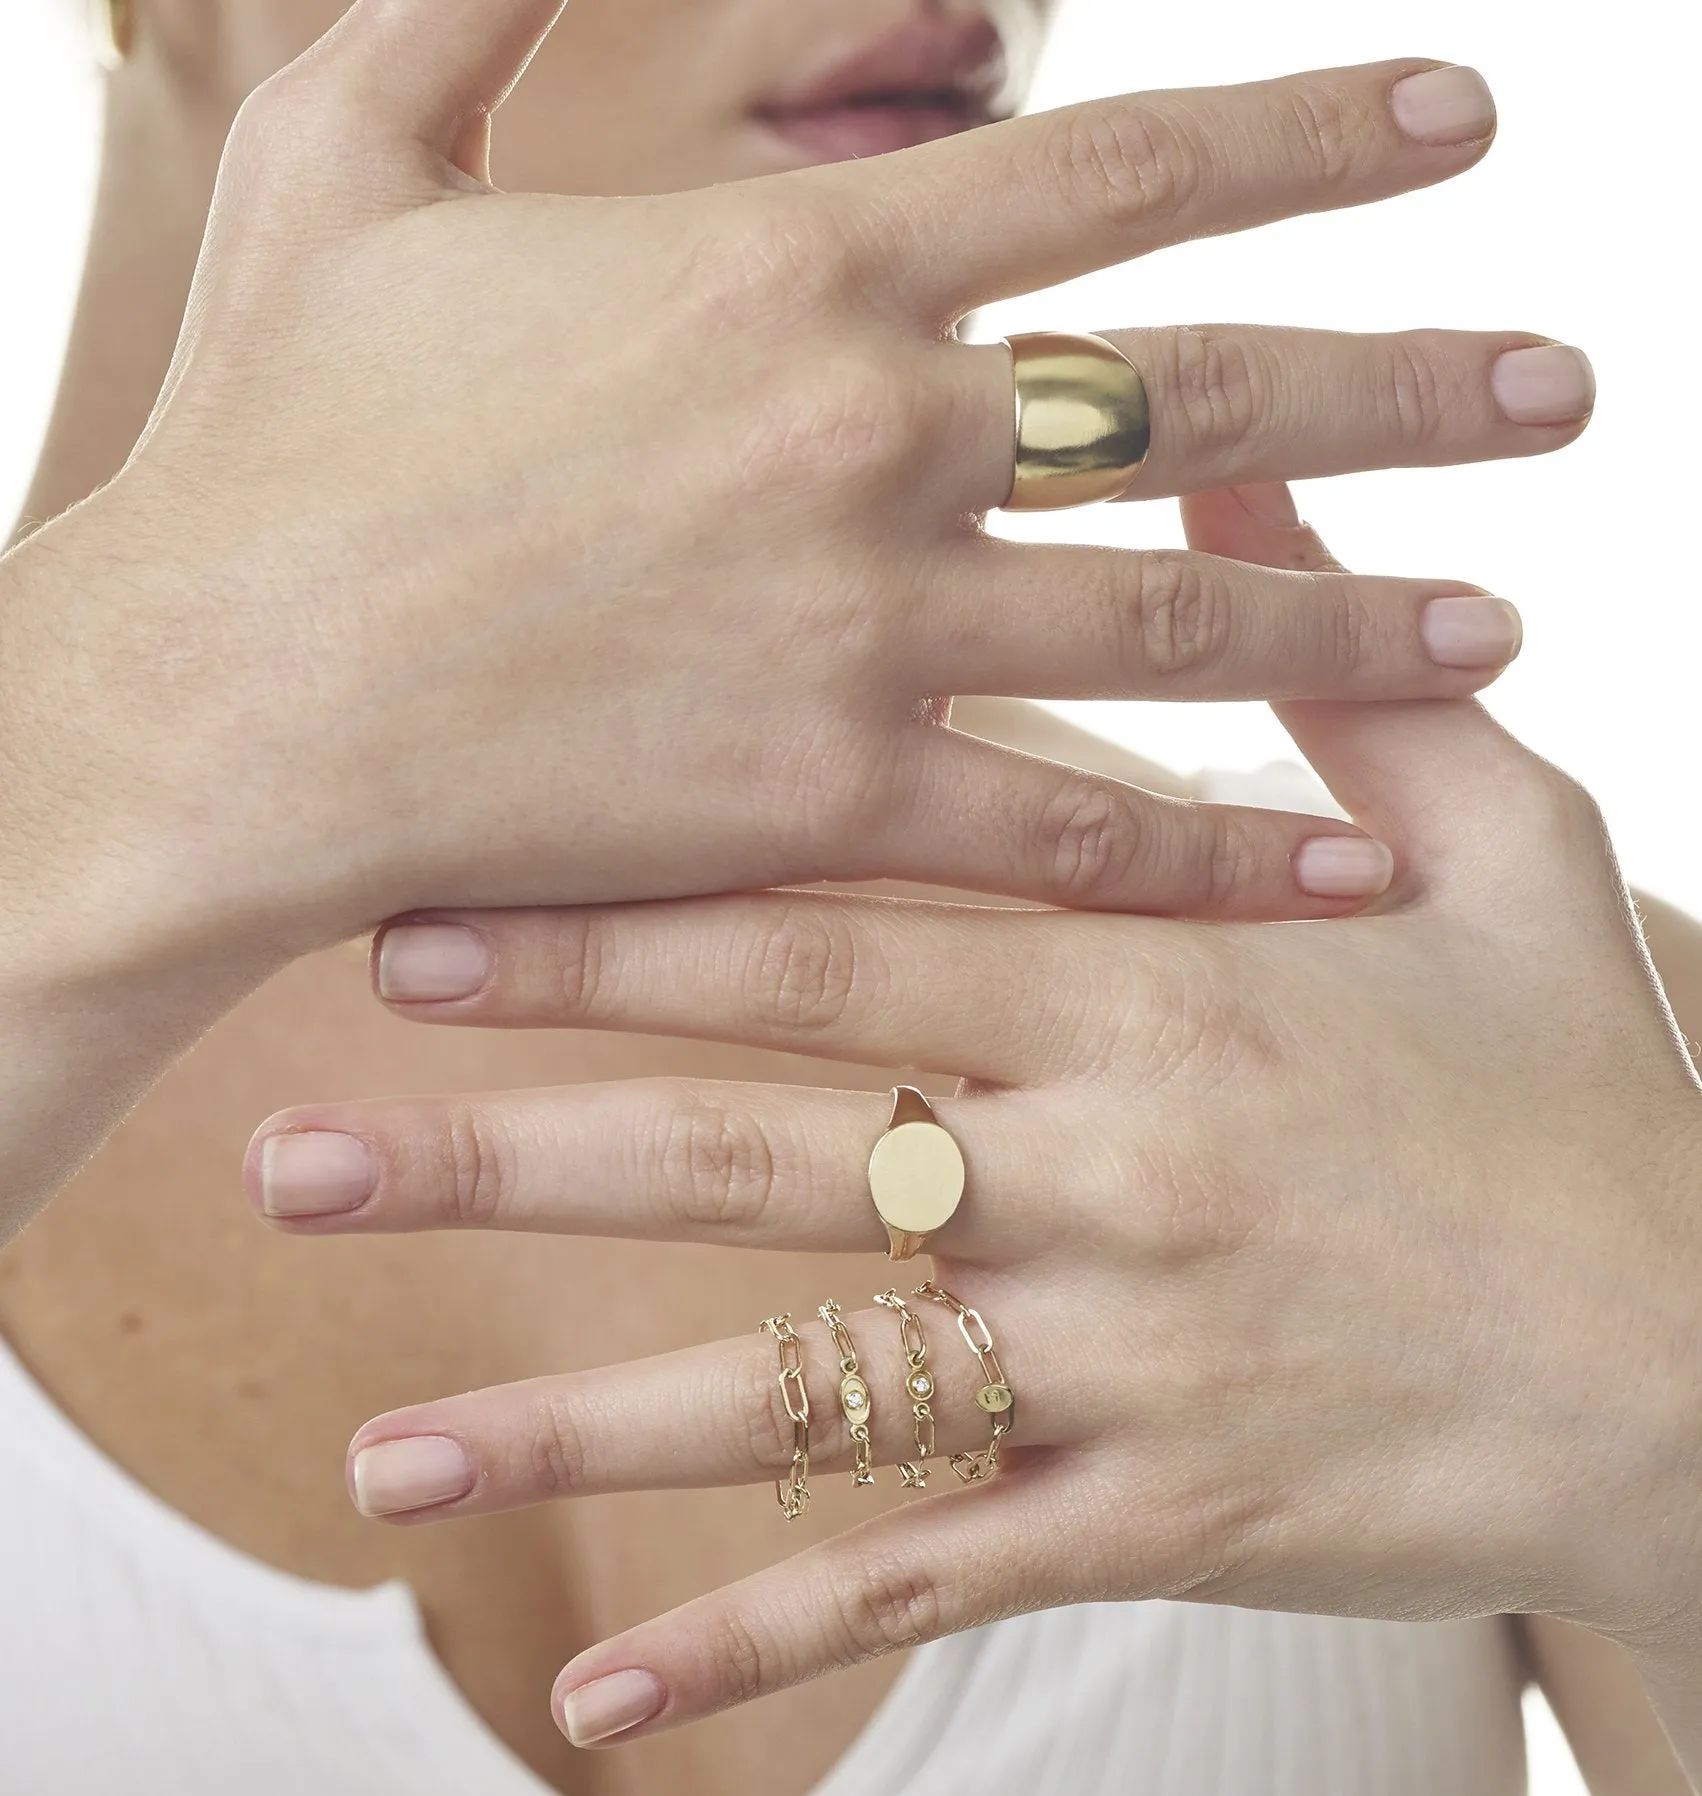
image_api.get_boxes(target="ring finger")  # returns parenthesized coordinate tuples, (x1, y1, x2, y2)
(341, 1288, 1068, 1521)
(944, 325, 1593, 515)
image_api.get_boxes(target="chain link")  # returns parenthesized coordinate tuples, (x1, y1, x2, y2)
(759, 1314, 811, 1519)
(914, 1282, 1014, 1483)
(875, 1288, 936, 1488)
(818, 1300, 876, 1489)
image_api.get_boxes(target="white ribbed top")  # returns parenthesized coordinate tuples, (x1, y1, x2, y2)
(0, 1330, 1526, 1794)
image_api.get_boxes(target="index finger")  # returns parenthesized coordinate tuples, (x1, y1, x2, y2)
(830, 59, 1497, 316)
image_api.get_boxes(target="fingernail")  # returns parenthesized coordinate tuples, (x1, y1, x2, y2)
(559, 1669, 668, 1747)
(351, 1436, 475, 1517)
(1421, 594, 1523, 668)
(1230, 482, 1300, 528)
(1390, 65, 1496, 145)
(376, 924, 491, 1002)
(259, 1131, 374, 1219)
(1294, 836, 1395, 899)
(1491, 345, 1596, 426)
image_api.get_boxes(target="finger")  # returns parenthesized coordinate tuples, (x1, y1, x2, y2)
(246, 1081, 1041, 1262)
(1180, 487, 1615, 901)
(295, 0, 566, 174)
(927, 539, 1520, 701)
(550, 1473, 1081, 1746)
(943, 327, 1593, 515)
(369, 895, 1093, 1081)
(875, 730, 1397, 917)
(840, 60, 1499, 315)
(343, 1293, 1070, 1518)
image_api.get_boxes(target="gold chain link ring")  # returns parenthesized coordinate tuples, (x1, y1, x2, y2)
(758, 1314, 811, 1520)
(914, 1282, 1015, 1484)
(874, 1289, 936, 1489)
(818, 1300, 877, 1489)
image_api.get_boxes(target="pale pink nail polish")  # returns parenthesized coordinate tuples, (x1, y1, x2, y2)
(1421, 595, 1523, 668)
(1294, 836, 1395, 899)
(1390, 66, 1495, 145)
(559, 1669, 667, 1747)
(351, 1437, 475, 1516)
(1491, 345, 1596, 426)
(376, 924, 491, 1002)
(260, 1132, 374, 1219)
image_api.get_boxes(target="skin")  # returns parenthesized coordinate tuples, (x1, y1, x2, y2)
(0, 0, 1668, 1791)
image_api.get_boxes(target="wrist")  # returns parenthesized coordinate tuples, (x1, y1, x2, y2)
(2, 483, 311, 991)
(1556, 1103, 1702, 1654)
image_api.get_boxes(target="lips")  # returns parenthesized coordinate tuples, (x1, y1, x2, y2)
(754, 14, 1010, 164)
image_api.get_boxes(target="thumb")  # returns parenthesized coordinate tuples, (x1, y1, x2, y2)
(302, 0, 568, 180)
(1180, 486, 1593, 902)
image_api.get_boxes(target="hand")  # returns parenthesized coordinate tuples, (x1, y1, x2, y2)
(248, 491, 1701, 1750)
(2, 7, 1589, 994)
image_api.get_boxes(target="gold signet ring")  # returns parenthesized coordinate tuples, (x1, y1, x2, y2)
(868, 1087, 965, 1263)
(1002, 331, 1151, 512)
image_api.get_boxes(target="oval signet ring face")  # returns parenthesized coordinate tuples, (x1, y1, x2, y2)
(868, 1087, 965, 1262)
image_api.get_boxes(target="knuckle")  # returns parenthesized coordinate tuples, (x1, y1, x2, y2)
(702, 195, 861, 323)
(441, 1106, 513, 1229)
(749, 904, 865, 1035)
(703, 1607, 773, 1709)
(1050, 99, 1202, 235)
(1318, 582, 1373, 680)
(820, 1554, 945, 1662)
(1197, 814, 1270, 913)
(1282, 79, 1379, 189)
(525, 1389, 590, 1500)
(1381, 335, 1450, 447)
(1164, 328, 1265, 455)
(1129, 553, 1229, 680)
(1514, 756, 1607, 855)
(657, 1101, 781, 1232)
(739, 1348, 800, 1476)
(545, 911, 608, 1021)
(1037, 776, 1147, 906)
(738, 353, 918, 497)
(227, 66, 336, 177)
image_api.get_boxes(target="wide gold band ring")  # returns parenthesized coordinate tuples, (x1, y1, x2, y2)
(1001, 331, 1151, 512)
(867, 1087, 965, 1263)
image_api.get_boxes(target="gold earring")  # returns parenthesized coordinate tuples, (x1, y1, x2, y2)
(91, 0, 135, 70)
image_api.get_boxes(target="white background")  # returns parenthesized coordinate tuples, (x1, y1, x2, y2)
(3, 1, 1694, 1788)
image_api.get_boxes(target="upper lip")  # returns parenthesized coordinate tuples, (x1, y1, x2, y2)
(758, 14, 1011, 119)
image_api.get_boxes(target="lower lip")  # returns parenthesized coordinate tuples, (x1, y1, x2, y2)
(757, 102, 983, 164)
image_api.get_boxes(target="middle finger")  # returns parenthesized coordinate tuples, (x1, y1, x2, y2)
(250, 1081, 1045, 1262)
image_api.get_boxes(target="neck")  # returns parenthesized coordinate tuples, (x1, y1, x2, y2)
(12, 73, 230, 545)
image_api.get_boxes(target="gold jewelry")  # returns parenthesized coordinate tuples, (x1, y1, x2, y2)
(868, 1086, 965, 1263)
(90, 0, 135, 68)
(758, 1314, 811, 1520)
(914, 1282, 1014, 1483)
(874, 1289, 936, 1489)
(818, 1301, 876, 1489)
(1002, 331, 1151, 512)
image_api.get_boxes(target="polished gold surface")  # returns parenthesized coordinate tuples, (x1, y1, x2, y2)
(874, 1288, 936, 1490)
(1002, 331, 1151, 512)
(90, 0, 134, 68)
(759, 1314, 812, 1520)
(868, 1085, 965, 1262)
(915, 1282, 1014, 1484)
(818, 1300, 876, 1490)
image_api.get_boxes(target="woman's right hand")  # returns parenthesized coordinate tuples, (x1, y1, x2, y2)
(3, 3, 1590, 985)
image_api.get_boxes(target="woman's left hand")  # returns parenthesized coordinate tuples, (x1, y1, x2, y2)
(247, 495, 1702, 1750)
